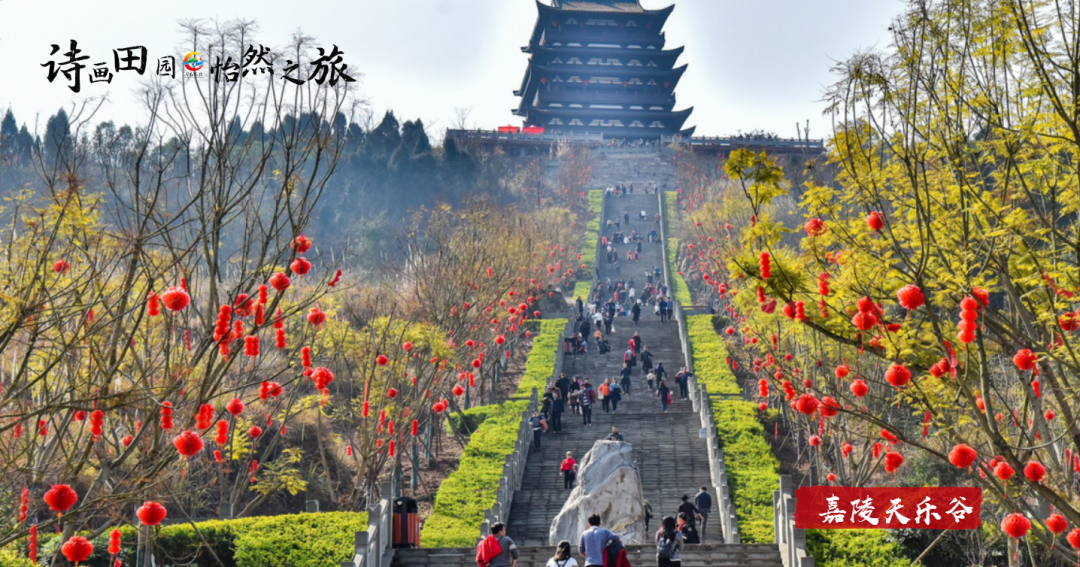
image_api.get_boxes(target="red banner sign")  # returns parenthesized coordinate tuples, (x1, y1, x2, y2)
(793, 486, 982, 530)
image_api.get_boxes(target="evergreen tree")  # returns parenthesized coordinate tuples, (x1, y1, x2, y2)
(365, 111, 401, 165)
(16, 126, 33, 160)
(400, 119, 432, 157)
(43, 108, 73, 166)
(0, 109, 17, 153)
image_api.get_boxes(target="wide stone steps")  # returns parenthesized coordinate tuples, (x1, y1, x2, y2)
(393, 544, 782, 567)
(504, 193, 723, 547)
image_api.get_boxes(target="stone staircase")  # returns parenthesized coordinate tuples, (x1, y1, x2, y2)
(392, 543, 783, 567)
(390, 192, 783, 567)
(504, 194, 724, 546)
(587, 151, 676, 191)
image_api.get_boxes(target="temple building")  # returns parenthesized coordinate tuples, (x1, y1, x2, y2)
(514, 0, 695, 138)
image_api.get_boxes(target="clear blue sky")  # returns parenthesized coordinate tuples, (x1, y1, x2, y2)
(0, 0, 903, 140)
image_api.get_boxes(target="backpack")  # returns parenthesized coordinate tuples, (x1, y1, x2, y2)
(656, 531, 676, 559)
(476, 535, 502, 566)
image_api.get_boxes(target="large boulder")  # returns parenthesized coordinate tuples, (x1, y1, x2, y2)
(549, 440, 647, 545)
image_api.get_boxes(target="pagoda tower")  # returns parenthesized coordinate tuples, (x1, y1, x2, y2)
(514, 0, 694, 138)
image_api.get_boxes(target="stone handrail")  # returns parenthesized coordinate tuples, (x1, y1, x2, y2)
(342, 476, 398, 567)
(694, 382, 740, 544)
(657, 191, 740, 544)
(478, 388, 539, 539)
(775, 475, 814, 567)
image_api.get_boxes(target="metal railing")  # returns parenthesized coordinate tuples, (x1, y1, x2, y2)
(478, 388, 540, 539)
(447, 129, 605, 144)
(775, 475, 814, 567)
(663, 135, 825, 150)
(342, 476, 398, 567)
(657, 191, 740, 544)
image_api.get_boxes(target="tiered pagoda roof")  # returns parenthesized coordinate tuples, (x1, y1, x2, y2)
(514, 0, 694, 138)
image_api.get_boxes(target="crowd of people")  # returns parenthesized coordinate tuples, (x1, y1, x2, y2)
(478, 490, 715, 567)
(474, 184, 711, 567)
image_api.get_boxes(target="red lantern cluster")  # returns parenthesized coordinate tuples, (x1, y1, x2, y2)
(851, 296, 879, 331)
(759, 251, 772, 279)
(957, 296, 978, 344)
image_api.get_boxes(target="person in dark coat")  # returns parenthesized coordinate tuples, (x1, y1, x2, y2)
(631, 301, 641, 325)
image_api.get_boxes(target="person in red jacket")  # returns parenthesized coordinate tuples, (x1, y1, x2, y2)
(560, 452, 578, 490)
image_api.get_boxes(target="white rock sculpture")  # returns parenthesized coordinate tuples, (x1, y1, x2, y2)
(549, 440, 647, 545)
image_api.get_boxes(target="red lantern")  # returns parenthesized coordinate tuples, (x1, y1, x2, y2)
(226, 398, 245, 415)
(819, 396, 840, 418)
(1001, 513, 1031, 539)
(1067, 528, 1080, 550)
(44, 484, 79, 515)
(61, 536, 94, 564)
(1024, 460, 1046, 483)
(307, 306, 326, 326)
(173, 430, 204, 458)
(794, 394, 818, 415)
(269, 272, 291, 291)
(884, 364, 912, 387)
(137, 501, 168, 526)
(1013, 349, 1038, 371)
(248, 426, 263, 438)
(866, 211, 884, 231)
(884, 451, 904, 473)
(896, 285, 925, 310)
(294, 235, 313, 253)
(291, 257, 312, 275)
(948, 444, 978, 469)
(160, 287, 191, 312)
(804, 218, 825, 236)
(1046, 513, 1069, 535)
(376, 354, 390, 366)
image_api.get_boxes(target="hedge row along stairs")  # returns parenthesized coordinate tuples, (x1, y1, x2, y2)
(392, 187, 782, 566)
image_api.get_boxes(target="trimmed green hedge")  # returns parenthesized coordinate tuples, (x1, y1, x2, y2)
(423, 400, 529, 547)
(686, 316, 742, 397)
(661, 192, 692, 306)
(687, 314, 777, 543)
(806, 530, 909, 567)
(578, 190, 603, 280)
(30, 512, 368, 567)
(688, 315, 903, 560)
(516, 319, 566, 396)
(573, 280, 593, 303)
(425, 316, 563, 547)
